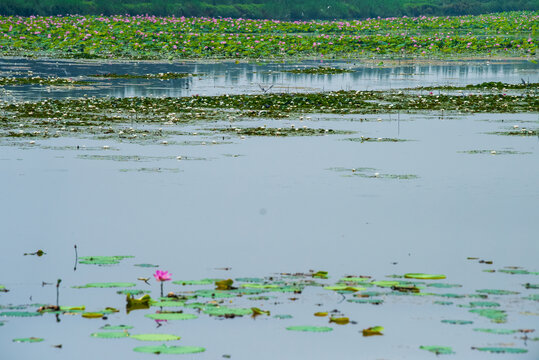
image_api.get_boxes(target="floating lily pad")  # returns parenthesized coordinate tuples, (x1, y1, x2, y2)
(472, 347, 528, 354)
(0, 311, 42, 317)
(12, 337, 44, 343)
(78, 255, 133, 265)
(91, 332, 129, 339)
(134, 264, 159, 268)
(236, 277, 265, 283)
(523, 294, 539, 301)
(150, 301, 185, 307)
(324, 285, 365, 292)
(372, 281, 399, 287)
(442, 320, 473, 325)
(203, 306, 252, 317)
(133, 345, 206, 354)
(286, 326, 333, 332)
(469, 309, 507, 323)
(273, 314, 293, 319)
(117, 289, 150, 296)
(130, 334, 181, 341)
(476, 289, 519, 295)
(74, 282, 136, 289)
(469, 301, 500, 308)
(420, 346, 455, 355)
(145, 313, 197, 321)
(524, 283, 539, 289)
(427, 283, 462, 288)
(347, 298, 384, 305)
(473, 328, 517, 335)
(404, 273, 446, 280)
(173, 279, 216, 286)
(438, 293, 465, 298)
(194, 290, 236, 298)
(101, 324, 133, 330)
(434, 301, 454, 305)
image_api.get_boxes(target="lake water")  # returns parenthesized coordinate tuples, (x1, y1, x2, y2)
(0, 59, 538, 359)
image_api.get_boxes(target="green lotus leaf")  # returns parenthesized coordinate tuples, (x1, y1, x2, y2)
(133, 345, 205, 354)
(286, 326, 333, 332)
(151, 301, 185, 307)
(339, 277, 371, 283)
(74, 282, 136, 289)
(203, 306, 252, 317)
(476, 289, 519, 295)
(441, 319, 473, 325)
(145, 313, 197, 320)
(524, 294, 539, 301)
(404, 273, 446, 280)
(134, 263, 159, 268)
(434, 301, 453, 305)
(273, 314, 293, 319)
(420, 346, 454, 355)
(427, 283, 462, 288)
(101, 324, 133, 330)
(91, 332, 129, 339)
(13, 337, 44, 343)
(130, 334, 180, 341)
(469, 309, 507, 323)
(473, 328, 517, 334)
(473, 347, 527, 354)
(469, 301, 500, 307)
(235, 277, 265, 283)
(78, 255, 133, 265)
(438, 293, 465, 298)
(372, 281, 399, 287)
(347, 298, 384, 305)
(172, 279, 217, 286)
(241, 284, 280, 289)
(117, 289, 150, 296)
(193, 290, 236, 298)
(0, 311, 42, 317)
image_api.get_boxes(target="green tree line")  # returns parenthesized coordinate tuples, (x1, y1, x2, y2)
(0, 0, 537, 19)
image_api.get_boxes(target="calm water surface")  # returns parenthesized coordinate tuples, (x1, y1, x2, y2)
(0, 59, 538, 359)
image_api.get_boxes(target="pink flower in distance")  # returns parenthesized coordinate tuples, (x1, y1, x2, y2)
(154, 270, 172, 282)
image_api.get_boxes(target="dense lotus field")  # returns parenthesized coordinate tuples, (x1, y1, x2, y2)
(0, 12, 537, 60)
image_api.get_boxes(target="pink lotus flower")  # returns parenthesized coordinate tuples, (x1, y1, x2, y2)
(154, 270, 172, 282)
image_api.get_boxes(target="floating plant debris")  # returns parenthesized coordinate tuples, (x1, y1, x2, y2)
(362, 326, 384, 336)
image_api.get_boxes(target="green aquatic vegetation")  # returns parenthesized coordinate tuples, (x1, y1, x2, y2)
(212, 126, 346, 137)
(89, 72, 191, 80)
(458, 150, 531, 155)
(491, 129, 538, 136)
(116, 289, 150, 296)
(145, 313, 197, 321)
(77, 155, 172, 162)
(331, 167, 419, 180)
(499, 269, 539, 275)
(119, 167, 180, 173)
(12, 337, 44, 343)
(433, 301, 453, 305)
(274, 314, 293, 319)
(404, 273, 446, 280)
(0, 13, 536, 61)
(73, 282, 136, 289)
(420, 346, 455, 355)
(473, 328, 517, 334)
(469, 301, 500, 307)
(134, 263, 159, 268)
(427, 283, 462, 288)
(441, 319, 473, 325)
(173, 279, 218, 286)
(0, 285, 8, 292)
(130, 334, 181, 341)
(523, 294, 539, 301)
(0, 76, 87, 86)
(415, 81, 539, 91)
(0, 311, 42, 317)
(91, 332, 129, 339)
(284, 67, 354, 75)
(469, 309, 507, 323)
(78, 255, 134, 265)
(133, 345, 205, 354)
(524, 283, 539, 289)
(343, 137, 406, 142)
(100, 324, 133, 330)
(203, 306, 253, 317)
(472, 347, 528, 354)
(286, 326, 333, 332)
(347, 298, 384, 305)
(476, 289, 519, 295)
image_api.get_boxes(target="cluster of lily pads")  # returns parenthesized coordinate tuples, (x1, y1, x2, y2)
(0, 12, 536, 60)
(1, 253, 537, 356)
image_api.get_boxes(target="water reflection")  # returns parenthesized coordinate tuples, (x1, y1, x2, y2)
(0, 58, 537, 101)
